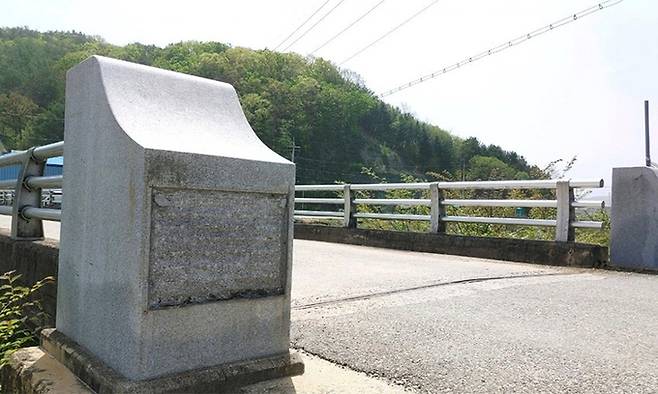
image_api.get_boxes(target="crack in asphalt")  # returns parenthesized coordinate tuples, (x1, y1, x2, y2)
(292, 271, 581, 310)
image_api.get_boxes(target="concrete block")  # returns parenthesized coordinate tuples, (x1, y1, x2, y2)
(0, 346, 93, 394)
(610, 166, 658, 270)
(57, 56, 297, 381)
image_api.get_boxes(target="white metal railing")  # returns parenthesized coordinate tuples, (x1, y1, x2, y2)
(0, 140, 605, 243)
(0, 141, 64, 239)
(294, 179, 606, 242)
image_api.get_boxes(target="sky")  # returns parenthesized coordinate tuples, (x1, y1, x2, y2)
(2, 0, 657, 194)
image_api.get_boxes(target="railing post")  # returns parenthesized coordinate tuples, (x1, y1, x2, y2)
(555, 180, 575, 242)
(343, 184, 356, 228)
(430, 182, 446, 233)
(11, 147, 45, 240)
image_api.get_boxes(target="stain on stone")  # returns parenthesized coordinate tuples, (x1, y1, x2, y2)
(153, 193, 171, 207)
(146, 154, 188, 186)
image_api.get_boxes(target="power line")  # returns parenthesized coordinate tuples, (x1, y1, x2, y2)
(273, 0, 331, 51)
(282, 0, 346, 52)
(339, 0, 440, 65)
(309, 0, 387, 55)
(379, 0, 625, 98)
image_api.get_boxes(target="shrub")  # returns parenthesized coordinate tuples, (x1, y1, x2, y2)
(0, 271, 53, 367)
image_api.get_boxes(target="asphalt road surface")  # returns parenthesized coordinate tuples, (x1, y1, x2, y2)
(291, 240, 658, 393)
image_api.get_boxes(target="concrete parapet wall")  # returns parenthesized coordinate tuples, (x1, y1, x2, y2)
(295, 224, 608, 268)
(0, 229, 58, 327)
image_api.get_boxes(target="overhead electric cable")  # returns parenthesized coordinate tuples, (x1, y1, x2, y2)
(273, 0, 331, 51)
(282, 0, 346, 52)
(310, 0, 387, 55)
(378, 0, 625, 97)
(339, 0, 440, 65)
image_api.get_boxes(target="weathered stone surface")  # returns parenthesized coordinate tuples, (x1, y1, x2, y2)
(149, 188, 287, 308)
(610, 166, 658, 271)
(57, 56, 297, 381)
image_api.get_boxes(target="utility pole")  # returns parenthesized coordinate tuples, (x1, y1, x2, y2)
(461, 158, 465, 181)
(645, 100, 651, 167)
(290, 137, 301, 163)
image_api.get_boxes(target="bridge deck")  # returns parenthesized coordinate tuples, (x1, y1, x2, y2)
(292, 240, 658, 392)
(1, 217, 657, 392)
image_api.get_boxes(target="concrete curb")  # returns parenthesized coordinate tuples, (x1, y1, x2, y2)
(294, 224, 608, 269)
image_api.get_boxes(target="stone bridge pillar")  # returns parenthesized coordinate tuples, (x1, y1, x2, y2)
(47, 56, 302, 392)
(610, 166, 658, 271)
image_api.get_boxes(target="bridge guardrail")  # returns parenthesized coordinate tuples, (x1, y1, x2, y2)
(294, 179, 606, 242)
(0, 141, 63, 239)
(0, 140, 605, 243)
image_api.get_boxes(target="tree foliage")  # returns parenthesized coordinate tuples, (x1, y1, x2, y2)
(0, 27, 544, 184)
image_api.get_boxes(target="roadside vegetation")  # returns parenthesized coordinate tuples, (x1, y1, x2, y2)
(298, 158, 610, 246)
(0, 271, 53, 368)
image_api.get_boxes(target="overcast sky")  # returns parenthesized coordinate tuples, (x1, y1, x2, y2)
(2, 0, 656, 191)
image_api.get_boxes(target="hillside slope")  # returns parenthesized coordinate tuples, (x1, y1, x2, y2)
(0, 27, 544, 183)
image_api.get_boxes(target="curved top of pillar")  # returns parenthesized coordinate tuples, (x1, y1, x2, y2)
(77, 55, 290, 164)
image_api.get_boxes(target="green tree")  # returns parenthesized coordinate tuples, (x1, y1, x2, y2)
(468, 156, 516, 181)
(0, 27, 540, 184)
(0, 92, 39, 149)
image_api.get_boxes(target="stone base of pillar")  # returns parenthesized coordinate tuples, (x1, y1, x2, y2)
(1, 328, 304, 394)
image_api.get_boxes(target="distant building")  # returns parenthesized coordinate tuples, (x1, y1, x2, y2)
(0, 156, 63, 180)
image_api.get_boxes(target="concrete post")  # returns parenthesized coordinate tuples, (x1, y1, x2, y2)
(430, 182, 446, 233)
(11, 148, 45, 240)
(343, 184, 356, 228)
(555, 180, 575, 242)
(53, 56, 303, 391)
(610, 166, 658, 270)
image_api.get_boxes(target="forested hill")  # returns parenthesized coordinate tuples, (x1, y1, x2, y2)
(0, 27, 544, 183)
